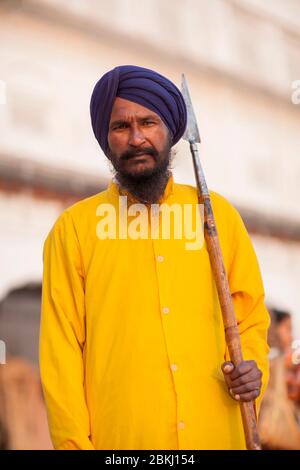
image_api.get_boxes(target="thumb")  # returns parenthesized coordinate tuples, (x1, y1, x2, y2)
(222, 361, 234, 374)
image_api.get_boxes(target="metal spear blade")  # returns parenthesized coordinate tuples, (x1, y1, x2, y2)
(181, 74, 201, 144)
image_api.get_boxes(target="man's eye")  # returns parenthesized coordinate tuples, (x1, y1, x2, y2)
(114, 123, 127, 130)
(142, 120, 154, 126)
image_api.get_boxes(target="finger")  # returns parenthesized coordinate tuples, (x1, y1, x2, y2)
(221, 362, 235, 389)
(221, 362, 234, 375)
(231, 388, 261, 402)
(230, 369, 262, 388)
(230, 380, 262, 395)
(225, 368, 260, 389)
(229, 361, 257, 380)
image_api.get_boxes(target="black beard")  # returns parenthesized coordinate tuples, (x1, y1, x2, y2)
(107, 145, 173, 204)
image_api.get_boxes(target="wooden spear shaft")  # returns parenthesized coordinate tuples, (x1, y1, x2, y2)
(190, 142, 261, 450)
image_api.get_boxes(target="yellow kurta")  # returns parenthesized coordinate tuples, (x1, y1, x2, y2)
(40, 176, 269, 450)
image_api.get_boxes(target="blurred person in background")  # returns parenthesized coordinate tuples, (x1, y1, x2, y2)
(258, 308, 300, 449)
(268, 309, 293, 356)
(286, 341, 300, 423)
(0, 285, 52, 450)
(40, 65, 270, 450)
(0, 357, 52, 449)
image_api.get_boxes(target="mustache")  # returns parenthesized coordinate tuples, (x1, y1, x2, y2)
(121, 147, 158, 161)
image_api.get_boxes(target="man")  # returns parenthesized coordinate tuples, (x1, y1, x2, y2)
(40, 65, 270, 450)
(259, 309, 300, 449)
(268, 308, 293, 355)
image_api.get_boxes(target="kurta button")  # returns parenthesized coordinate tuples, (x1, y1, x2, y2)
(170, 363, 177, 372)
(178, 421, 185, 430)
(162, 307, 169, 314)
(157, 255, 164, 262)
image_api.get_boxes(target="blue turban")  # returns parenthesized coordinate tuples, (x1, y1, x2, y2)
(90, 65, 187, 155)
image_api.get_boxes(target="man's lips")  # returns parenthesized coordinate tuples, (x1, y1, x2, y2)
(121, 148, 157, 161)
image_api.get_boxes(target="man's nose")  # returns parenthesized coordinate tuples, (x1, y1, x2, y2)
(128, 125, 146, 147)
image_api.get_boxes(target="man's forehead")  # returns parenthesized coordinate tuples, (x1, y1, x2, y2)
(110, 97, 160, 120)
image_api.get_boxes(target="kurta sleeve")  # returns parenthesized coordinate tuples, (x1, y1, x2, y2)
(39, 210, 94, 450)
(226, 206, 270, 412)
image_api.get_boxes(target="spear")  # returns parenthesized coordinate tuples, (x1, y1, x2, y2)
(181, 74, 261, 450)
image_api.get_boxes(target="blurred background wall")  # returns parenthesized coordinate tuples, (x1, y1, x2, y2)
(0, 0, 299, 448)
